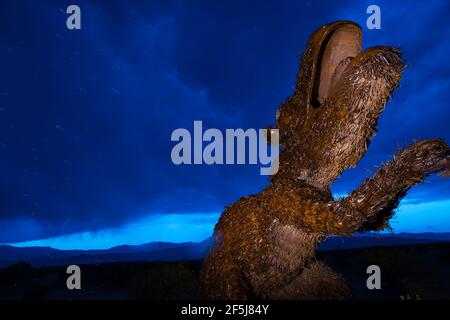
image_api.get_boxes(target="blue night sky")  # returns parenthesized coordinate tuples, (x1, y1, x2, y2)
(1, 0, 449, 249)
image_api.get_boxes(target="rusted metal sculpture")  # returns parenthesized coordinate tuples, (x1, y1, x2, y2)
(200, 21, 450, 299)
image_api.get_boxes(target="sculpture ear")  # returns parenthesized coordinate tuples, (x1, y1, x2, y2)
(294, 21, 362, 111)
(274, 21, 362, 148)
(311, 24, 361, 108)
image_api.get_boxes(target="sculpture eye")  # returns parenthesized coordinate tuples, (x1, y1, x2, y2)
(311, 24, 361, 108)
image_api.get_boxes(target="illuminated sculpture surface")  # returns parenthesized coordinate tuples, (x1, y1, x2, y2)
(200, 21, 450, 299)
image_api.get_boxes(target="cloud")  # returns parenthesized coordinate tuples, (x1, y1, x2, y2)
(390, 198, 450, 233)
(6, 197, 450, 249)
(7, 212, 220, 249)
(0, 0, 449, 243)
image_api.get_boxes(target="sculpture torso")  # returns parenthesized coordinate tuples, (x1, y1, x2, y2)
(205, 181, 332, 298)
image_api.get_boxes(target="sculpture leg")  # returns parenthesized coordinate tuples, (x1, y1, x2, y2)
(200, 249, 252, 300)
(269, 261, 352, 300)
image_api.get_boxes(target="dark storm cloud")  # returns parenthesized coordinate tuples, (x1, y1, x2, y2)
(0, 0, 449, 242)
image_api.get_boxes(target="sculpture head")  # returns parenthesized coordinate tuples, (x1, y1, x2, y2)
(272, 21, 405, 188)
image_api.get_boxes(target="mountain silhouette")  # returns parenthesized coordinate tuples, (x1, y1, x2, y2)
(1, 233, 449, 268)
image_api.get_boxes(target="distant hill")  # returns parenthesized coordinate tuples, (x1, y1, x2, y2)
(0, 239, 212, 268)
(1, 233, 449, 268)
(317, 232, 450, 250)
